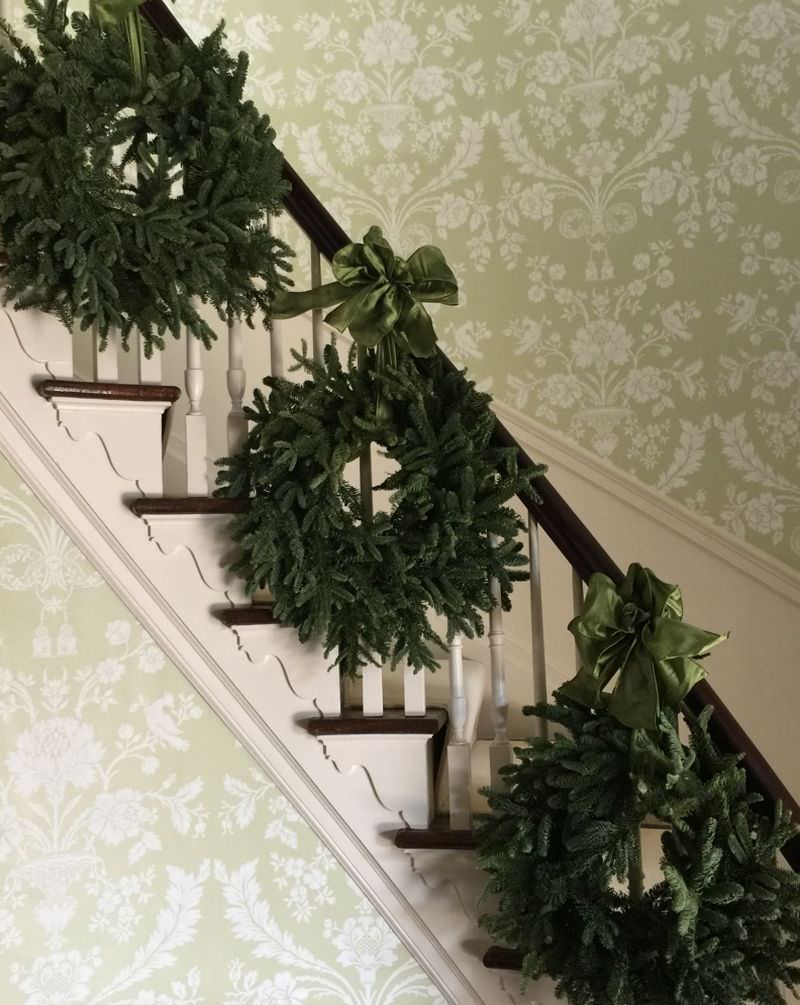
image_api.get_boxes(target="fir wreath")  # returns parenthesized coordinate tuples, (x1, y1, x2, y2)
(0, 0, 291, 354)
(478, 569, 800, 1005)
(215, 347, 543, 677)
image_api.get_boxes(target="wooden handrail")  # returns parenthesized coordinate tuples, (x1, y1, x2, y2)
(140, 0, 800, 868)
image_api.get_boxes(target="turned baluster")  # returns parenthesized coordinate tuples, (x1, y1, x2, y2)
(489, 535, 512, 787)
(572, 569, 584, 672)
(268, 316, 285, 380)
(528, 515, 549, 739)
(184, 334, 208, 495)
(226, 320, 247, 456)
(310, 241, 326, 362)
(447, 632, 472, 829)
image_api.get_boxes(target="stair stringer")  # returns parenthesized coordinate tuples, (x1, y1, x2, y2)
(0, 308, 560, 1005)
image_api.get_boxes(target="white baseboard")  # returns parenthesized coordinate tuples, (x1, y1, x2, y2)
(494, 400, 800, 604)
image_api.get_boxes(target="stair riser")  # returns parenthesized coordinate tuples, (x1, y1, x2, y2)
(47, 398, 172, 495)
(137, 511, 250, 604)
(319, 734, 436, 829)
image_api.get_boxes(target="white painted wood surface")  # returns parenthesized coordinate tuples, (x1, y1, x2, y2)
(1, 303, 539, 1005)
(488, 538, 512, 787)
(310, 241, 326, 362)
(226, 320, 248, 455)
(404, 661, 427, 716)
(362, 661, 385, 716)
(93, 325, 119, 381)
(447, 633, 472, 829)
(528, 515, 549, 738)
(184, 333, 208, 495)
(138, 330, 162, 384)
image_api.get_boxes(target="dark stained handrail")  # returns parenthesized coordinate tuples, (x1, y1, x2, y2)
(140, 0, 800, 868)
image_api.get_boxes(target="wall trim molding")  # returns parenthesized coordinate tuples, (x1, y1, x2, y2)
(494, 400, 800, 607)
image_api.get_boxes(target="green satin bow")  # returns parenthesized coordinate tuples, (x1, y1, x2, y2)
(272, 226, 458, 358)
(560, 563, 727, 731)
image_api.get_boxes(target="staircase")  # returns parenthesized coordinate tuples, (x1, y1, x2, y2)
(5, 250, 800, 1005)
(1, 3, 798, 1002)
(0, 307, 675, 1005)
(1, 303, 530, 1004)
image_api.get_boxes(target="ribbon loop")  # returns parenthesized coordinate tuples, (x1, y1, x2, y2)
(272, 226, 458, 359)
(560, 563, 727, 730)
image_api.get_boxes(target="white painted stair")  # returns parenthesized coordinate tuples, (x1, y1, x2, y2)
(0, 303, 561, 1004)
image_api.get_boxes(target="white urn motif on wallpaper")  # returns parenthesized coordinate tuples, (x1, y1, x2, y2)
(0, 482, 102, 659)
(289, 0, 492, 266)
(1, 630, 206, 957)
(495, 0, 701, 276)
(504, 244, 708, 486)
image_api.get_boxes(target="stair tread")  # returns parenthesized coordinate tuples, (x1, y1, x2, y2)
(394, 814, 488, 850)
(303, 707, 448, 737)
(38, 379, 181, 403)
(213, 605, 275, 627)
(129, 497, 248, 516)
(483, 946, 524, 971)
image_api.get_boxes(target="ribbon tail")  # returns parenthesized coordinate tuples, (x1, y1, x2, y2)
(654, 656, 708, 712)
(272, 282, 351, 321)
(608, 649, 661, 731)
(399, 299, 437, 357)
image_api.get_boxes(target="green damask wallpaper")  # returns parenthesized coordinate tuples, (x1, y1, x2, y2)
(0, 449, 444, 1003)
(161, 0, 800, 572)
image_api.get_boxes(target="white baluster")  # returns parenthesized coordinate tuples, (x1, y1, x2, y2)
(489, 536, 512, 788)
(572, 569, 585, 672)
(528, 516, 548, 738)
(93, 325, 119, 381)
(403, 660, 426, 716)
(357, 349, 374, 520)
(269, 318, 286, 379)
(317, 667, 342, 717)
(310, 241, 326, 362)
(226, 319, 247, 455)
(447, 632, 472, 829)
(137, 330, 162, 384)
(184, 334, 208, 495)
(362, 661, 384, 717)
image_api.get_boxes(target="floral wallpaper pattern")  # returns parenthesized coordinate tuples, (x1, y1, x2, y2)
(0, 450, 444, 1004)
(140, 0, 800, 571)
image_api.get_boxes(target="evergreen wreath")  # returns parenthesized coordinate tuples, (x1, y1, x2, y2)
(0, 0, 291, 354)
(215, 347, 543, 677)
(478, 568, 800, 1005)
